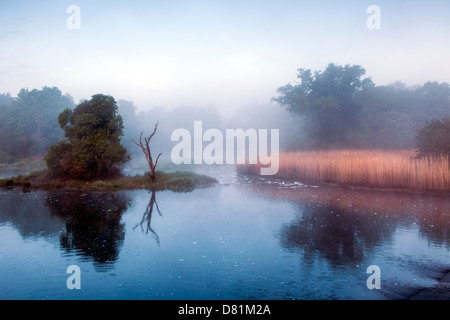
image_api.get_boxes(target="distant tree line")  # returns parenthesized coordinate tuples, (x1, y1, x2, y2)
(273, 63, 450, 150)
(1, 64, 449, 167)
(0, 87, 74, 163)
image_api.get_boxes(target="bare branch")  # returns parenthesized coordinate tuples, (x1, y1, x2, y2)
(148, 121, 159, 141)
(154, 152, 162, 168)
(131, 132, 144, 148)
(132, 123, 161, 182)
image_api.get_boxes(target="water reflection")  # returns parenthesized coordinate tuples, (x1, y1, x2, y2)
(0, 190, 65, 238)
(1, 176, 449, 299)
(45, 191, 130, 270)
(242, 182, 450, 251)
(280, 202, 397, 265)
(418, 211, 450, 249)
(133, 190, 163, 245)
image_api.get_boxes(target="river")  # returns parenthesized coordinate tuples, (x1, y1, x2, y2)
(0, 165, 449, 300)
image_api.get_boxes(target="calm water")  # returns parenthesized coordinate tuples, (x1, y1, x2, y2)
(0, 168, 449, 300)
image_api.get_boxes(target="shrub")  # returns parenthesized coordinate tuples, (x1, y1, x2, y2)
(415, 116, 450, 162)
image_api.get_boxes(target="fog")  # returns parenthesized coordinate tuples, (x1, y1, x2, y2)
(1, 75, 449, 168)
(115, 75, 450, 168)
(1, 2, 450, 167)
(2, 1, 450, 118)
(117, 99, 301, 170)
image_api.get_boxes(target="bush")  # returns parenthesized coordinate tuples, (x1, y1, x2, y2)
(416, 116, 450, 161)
(45, 141, 73, 178)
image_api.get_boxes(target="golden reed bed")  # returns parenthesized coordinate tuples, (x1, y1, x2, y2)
(238, 150, 449, 192)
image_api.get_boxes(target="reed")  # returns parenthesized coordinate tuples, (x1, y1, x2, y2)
(238, 150, 449, 192)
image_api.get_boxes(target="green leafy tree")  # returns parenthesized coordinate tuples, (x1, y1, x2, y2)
(46, 94, 130, 179)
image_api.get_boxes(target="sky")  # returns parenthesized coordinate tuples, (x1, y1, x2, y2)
(1, 0, 450, 117)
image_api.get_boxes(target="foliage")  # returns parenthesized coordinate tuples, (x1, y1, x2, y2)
(46, 94, 130, 179)
(0, 169, 217, 192)
(45, 141, 73, 177)
(355, 82, 450, 148)
(0, 87, 74, 163)
(273, 63, 374, 147)
(415, 116, 450, 160)
(273, 64, 450, 149)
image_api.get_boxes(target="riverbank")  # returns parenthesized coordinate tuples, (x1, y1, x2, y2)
(0, 169, 218, 192)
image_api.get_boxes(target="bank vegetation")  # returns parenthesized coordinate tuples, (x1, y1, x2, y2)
(238, 150, 449, 193)
(0, 170, 217, 192)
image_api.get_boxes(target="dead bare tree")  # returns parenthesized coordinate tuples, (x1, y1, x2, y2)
(132, 122, 162, 182)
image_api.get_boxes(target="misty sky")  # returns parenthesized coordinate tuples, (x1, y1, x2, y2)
(1, 0, 450, 117)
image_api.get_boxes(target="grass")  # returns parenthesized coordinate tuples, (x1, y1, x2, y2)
(237, 149, 449, 193)
(0, 170, 217, 192)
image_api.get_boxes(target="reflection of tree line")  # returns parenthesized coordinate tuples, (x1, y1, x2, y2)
(248, 184, 450, 265)
(280, 202, 397, 265)
(417, 211, 450, 248)
(280, 201, 450, 266)
(4, 184, 447, 271)
(45, 190, 161, 270)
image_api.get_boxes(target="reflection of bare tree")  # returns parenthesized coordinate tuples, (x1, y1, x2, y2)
(134, 190, 162, 245)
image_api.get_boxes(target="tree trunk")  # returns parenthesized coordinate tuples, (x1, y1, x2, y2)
(132, 122, 162, 183)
